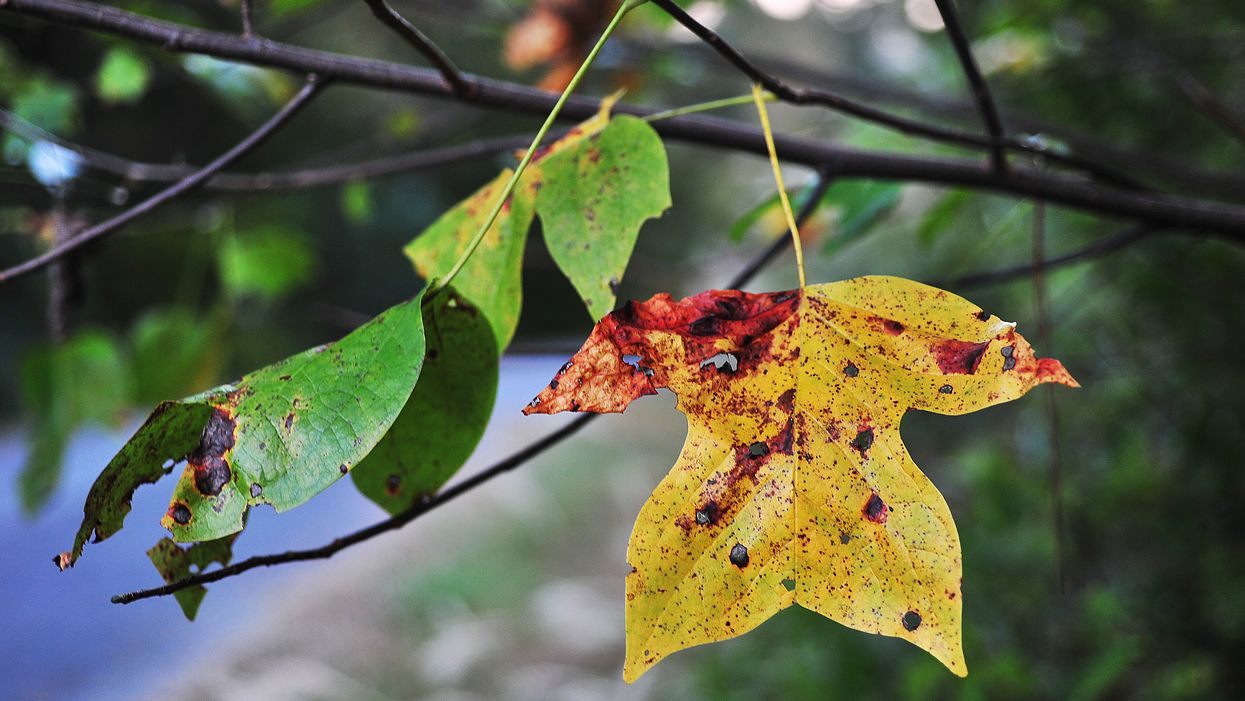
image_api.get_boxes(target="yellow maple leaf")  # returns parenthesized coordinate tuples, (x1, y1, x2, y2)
(523, 275, 1077, 682)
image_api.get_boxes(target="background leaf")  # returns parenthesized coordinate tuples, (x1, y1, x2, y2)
(19, 332, 128, 514)
(95, 47, 152, 105)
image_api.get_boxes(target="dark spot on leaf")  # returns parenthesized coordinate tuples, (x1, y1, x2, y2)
(902, 610, 922, 631)
(250, 483, 262, 498)
(851, 427, 874, 454)
(749, 442, 769, 457)
(863, 493, 888, 524)
(385, 474, 401, 496)
(279, 374, 291, 381)
(170, 503, 192, 525)
(932, 339, 990, 374)
(844, 362, 859, 377)
(729, 543, 750, 568)
(190, 409, 235, 497)
(427, 348, 440, 360)
(689, 316, 721, 336)
(939, 384, 954, 394)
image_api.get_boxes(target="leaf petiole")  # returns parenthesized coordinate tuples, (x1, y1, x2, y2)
(643, 92, 776, 123)
(751, 83, 806, 289)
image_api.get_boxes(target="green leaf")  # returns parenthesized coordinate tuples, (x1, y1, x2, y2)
(217, 226, 316, 302)
(20, 332, 128, 514)
(130, 308, 224, 404)
(534, 115, 671, 320)
(59, 291, 429, 567)
(146, 535, 237, 620)
(728, 186, 820, 244)
(95, 47, 152, 105)
(405, 170, 534, 351)
(352, 289, 498, 513)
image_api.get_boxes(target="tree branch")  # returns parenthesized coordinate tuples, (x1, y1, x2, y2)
(944, 225, 1153, 289)
(239, 0, 255, 38)
(932, 0, 1009, 174)
(0, 76, 326, 285)
(0, 111, 528, 191)
(109, 170, 836, 606)
(360, 0, 472, 96)
(3, 0, 1244, 236)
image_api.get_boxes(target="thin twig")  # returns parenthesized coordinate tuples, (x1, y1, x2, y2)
(944, 225, 1152, 290)
(110, 170, 835, 606)
(1031, 202, 1068, 594)
(1176, 72, 1245, 147)
(46, 199, 70, 344)
(3, 0, 1245, 233)
(361, 0, 472, 96)
(240, 0, 255, 38)
(932, 0, 1009, 174)
(0, 77, 326, 285)
(0, 113, 527, 191)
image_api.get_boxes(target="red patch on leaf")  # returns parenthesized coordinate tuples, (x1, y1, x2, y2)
(931, 339, 990, 375)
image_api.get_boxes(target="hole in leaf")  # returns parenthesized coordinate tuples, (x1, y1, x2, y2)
(781, 578, 796, 591)
(700, 352, 739, 373)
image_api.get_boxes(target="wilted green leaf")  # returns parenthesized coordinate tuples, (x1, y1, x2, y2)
(58, 291, 428, 568)
(217, 226, 316, 302)
(352, 289, 498, 513)
(147, 534, 237, 620)
(95, 47, 152, 105)
(19, 332, 128, 514)
(405, 170, 535, 351)
(534, 115, 671, 320)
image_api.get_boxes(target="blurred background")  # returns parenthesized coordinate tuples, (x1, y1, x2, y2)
(1, 0, 1243, 699)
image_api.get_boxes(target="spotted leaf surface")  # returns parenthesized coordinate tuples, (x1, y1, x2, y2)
(146, 534, 236, 620)
(58, 291, 428, 568)
(533, 115, 671, 320)
(405, 98, 670, 345)
(523, 276, 1078, 682)
(405, 170, 534, 352)
(352, 290, 499, 514)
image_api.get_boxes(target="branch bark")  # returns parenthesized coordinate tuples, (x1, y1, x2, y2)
(3, 0, 1244, 237)
(0, 76, 326, 285)
(932, 0, 1009, 174)
(360, 0, 472, 96)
